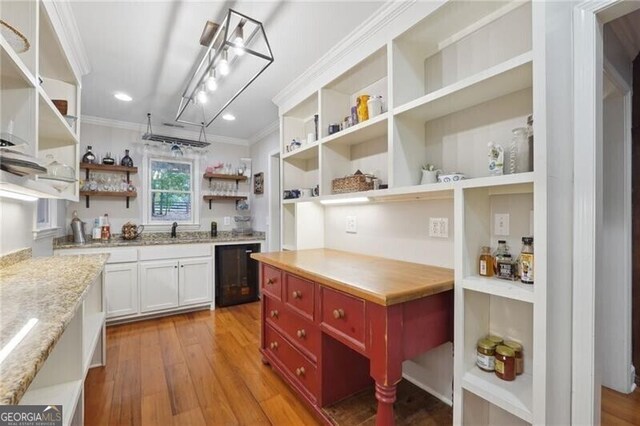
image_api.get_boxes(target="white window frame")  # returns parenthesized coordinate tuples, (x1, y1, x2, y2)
(142, 154, 200, 231)
(33, 199, 60, 240)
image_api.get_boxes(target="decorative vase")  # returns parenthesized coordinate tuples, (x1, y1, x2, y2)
(420, 169, 440, 185)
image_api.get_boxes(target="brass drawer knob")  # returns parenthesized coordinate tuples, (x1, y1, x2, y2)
(269, 341, 279, 350)
(333, 308, 345, 319)
(292, 290, 301, 299)
(296, 367, 306, 377)
(296, 329, 306, 338)
(270, 310, 279, 318)
(266, 278, 275, 285)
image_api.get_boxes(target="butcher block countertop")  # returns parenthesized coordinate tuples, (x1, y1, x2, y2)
(251, 249, 454, 306)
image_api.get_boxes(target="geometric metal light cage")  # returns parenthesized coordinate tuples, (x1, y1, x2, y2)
(175, 9, 274, 127)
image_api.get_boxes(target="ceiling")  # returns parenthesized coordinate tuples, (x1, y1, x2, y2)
(71, 1, 385, 141)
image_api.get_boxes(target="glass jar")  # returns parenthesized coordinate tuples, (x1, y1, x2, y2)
(519, 237, 534, 284)
(357, 94, 370, 122)
(508, 127, 531, 174)
(367, 95, 383, 118)
(526, 114, 534, 172)
(495, 345, 516, 381)
(504, 340, 523, 375)
(479, 246, 494, 277)
(476, 338, 496, 372)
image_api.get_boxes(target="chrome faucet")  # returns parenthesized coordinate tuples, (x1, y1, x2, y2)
(171, 222, 178, 238)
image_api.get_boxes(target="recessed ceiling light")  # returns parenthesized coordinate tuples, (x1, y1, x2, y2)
(114, 92, 132, 102)
(222, 113, 236, 121)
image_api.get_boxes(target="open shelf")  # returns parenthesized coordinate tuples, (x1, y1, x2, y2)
(463, 276, 534, 304)
(394, 52, 532, 122)
(0, 170, 60, 199)
(462, 368, 532, 423)
(0, 38, 36, 89)
(38, 86, 79, 149)
(80, 190, 136, 198)
(20, 379, 83, 426)
(80, 163, 138, 173)
(283, 141, 320, 160)
(203, 195, 247, 201)
(282, 92, 319, 154)
(39, 2, 78, 85)
(321, 112, 388, 147)
(83, 312, 105, 371)
(203, 173, 248, 181)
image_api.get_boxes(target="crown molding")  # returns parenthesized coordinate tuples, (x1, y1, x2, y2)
(81, 115, 250, 147)
(42, 0, 91, 77)
(272, 0, 416, 109)
(248, 120, 279, 145)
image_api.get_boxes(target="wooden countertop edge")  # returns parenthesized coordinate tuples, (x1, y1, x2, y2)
(251, 253, 454, 306)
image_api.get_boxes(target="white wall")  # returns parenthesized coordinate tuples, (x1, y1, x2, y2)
(66, 121, 250, 234)
(0, 198, 35, 255)
(249, 129, 279, 247)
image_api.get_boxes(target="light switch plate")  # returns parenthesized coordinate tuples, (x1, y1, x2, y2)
(440, 218, 449, 238)
(346, 216, 357, 233)
(494, 213, 510, 236)
(429, 218, 439, 237)
(224, 216, 231, 226)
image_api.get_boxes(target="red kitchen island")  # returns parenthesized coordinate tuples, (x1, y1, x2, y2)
(251, 249, 454, 425)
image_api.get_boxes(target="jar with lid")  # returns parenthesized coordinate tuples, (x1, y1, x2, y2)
(493, 240, 509, 274)
(508, 127, 531, 174)
(518, 237, 534, 284)
(487, 334, 503, 346)
(367, 96, 383, 118)
(494, 345, 516, 381)
(476, 338, 496, 372)
(479, 246, 494, 277)
(496, 254, 516, 280)
(504, 340, 523, 375)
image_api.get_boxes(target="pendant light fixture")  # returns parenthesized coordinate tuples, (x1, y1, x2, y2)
(176, 9, 274, 127)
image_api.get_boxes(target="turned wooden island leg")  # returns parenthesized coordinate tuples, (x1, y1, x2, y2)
(368, 303, 404, 426)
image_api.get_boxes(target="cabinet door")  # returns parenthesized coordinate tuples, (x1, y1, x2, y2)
(139, 260, 179, 313)
(104, 263, 138, 318)
(179, 257, 213, 306)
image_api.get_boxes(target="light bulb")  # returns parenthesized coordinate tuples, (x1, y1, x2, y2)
(233, 26, 244, 56)
(196, 85, 208, 104)
(206, 69, 217, 92)
(219, 50, 230, 76)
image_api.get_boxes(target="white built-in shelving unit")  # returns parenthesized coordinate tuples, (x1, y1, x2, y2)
(0, 0, 81, 200)
(19, 273, 105, 426)
(278, 1, 545, 424)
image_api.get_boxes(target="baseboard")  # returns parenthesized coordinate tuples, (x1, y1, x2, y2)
(402, 363, 453, 407)
(106, 304, 212, 325)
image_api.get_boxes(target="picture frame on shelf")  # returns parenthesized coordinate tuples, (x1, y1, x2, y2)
(254, 172, 264, 194)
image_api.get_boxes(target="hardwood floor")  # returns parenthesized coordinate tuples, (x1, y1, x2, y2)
(85, 302, 320, 425)
(602, 387, 640, 425)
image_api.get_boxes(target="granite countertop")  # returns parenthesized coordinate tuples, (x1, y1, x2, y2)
(54, 231, 265, 250)
(0, 254, 109, 404)
(252, 249, 454, 306)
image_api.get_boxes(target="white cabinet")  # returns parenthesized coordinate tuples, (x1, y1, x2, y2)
(139, 260, 180, 313)
(179, 258, 212, 306)
(139, 257, 213, 313)
(104, 263, 138, 319)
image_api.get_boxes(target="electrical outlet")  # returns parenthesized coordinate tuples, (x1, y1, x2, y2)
(224, 216, 231, 226)
(439, 218, 449, 238)
(346, 216, 357, 233)
(428, 218, 439, 237)
(494, 213, 510, 236)
(429, 218, 449, 238)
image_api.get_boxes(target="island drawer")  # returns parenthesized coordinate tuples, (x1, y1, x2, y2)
(262, 264, 282, 299)
(264, 324, 318, 400)
(284, 273, 315, 319)
(320, 287, 366, 349)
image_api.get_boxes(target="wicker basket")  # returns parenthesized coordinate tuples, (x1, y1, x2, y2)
(331, 173, 374, 194)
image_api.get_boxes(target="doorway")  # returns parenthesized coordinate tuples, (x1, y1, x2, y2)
(267, 150, 280, 251)
(573, 1, 640, 423)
